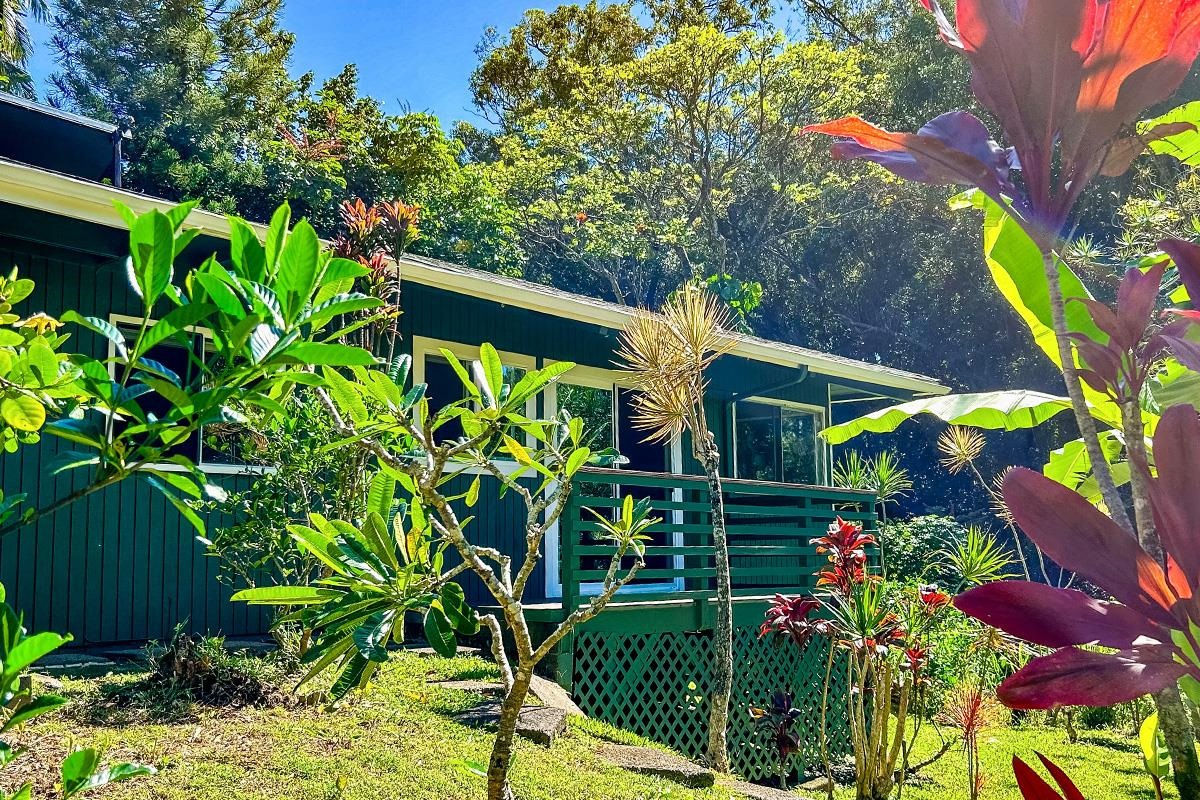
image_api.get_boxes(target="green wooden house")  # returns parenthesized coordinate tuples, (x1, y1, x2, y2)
(0, 96, 947, 777)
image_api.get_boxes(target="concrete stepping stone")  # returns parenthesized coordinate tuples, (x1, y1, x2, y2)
(723, 777, 814, 799)
(595, 743, 715, 789)
(452, 702, 569, 747)
(529, 674, 583, 716)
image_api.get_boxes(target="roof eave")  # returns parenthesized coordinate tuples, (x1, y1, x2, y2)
(0, 159, 951, 397)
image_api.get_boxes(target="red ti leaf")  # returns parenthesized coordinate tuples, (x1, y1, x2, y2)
(998, 646, 1186, 709)
(1036, 753, 1087, 800)
(1160, 238, 1200, 303)
(1003, 468, 1179, 629)
(954, 581, 1165, 650)
(1148, 405, 1200, 590)
(803, 112, 1016, 208)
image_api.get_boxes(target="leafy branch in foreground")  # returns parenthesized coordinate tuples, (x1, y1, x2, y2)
(3, 201, 381, 539)
(243, 345, 644, 800)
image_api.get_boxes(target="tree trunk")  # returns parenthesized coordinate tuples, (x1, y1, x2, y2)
(702, 436, 733, 773)
(487, 667, 535, 800)
(1123, 398, 1200, 799)
(1156, 686, 1200, 800)
(1039, 248, 1131, 532)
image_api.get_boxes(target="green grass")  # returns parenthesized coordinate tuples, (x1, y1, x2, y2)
(1, 653, 1172, 800)
(831, 721, 1172, 800)
(5, 652, 733, 800)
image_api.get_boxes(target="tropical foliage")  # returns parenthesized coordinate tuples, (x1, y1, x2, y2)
(0, 583, 154, 798)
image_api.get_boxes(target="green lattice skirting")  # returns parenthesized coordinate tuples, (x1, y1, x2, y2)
(572, 625, 851, 782)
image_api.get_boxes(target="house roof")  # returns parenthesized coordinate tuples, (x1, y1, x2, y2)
(0, 156, 949, 397)
(0, 94, 123, 183)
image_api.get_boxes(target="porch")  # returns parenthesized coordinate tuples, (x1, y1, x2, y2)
(526, 467, 873, 780)
(532, 466, 877, 624)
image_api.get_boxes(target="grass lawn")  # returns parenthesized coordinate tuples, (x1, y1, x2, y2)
(0, 651, 1170, 800)
(832, 721, 1170, 800)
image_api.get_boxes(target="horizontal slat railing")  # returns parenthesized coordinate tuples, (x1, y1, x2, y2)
(560, 467, 876, 610)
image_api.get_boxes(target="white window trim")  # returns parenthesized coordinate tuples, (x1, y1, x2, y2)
(731, 396, 829, 485)
(107, 313, 268, 476)
(543, 369, 685, 600)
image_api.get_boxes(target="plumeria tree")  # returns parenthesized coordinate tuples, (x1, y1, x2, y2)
(248, 347, 648, 800)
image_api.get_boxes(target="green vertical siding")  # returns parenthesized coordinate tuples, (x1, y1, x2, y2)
(0, 236, 270, 643)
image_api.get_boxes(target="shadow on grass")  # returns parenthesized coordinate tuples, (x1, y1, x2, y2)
(1075, 734, 1139, 755)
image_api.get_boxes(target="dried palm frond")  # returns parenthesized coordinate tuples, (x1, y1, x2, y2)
(938, 426, 986, 475)
(989, 467, 1016, 526)
(616, 285, 734, 443)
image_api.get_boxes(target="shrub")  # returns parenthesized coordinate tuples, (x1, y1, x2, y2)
(879, 515, 965, 583)
(1079, 704, 1119, 730)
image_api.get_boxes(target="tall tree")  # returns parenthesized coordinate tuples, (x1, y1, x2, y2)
(0, 0, 46, 97)
(49, 0, 296, 210)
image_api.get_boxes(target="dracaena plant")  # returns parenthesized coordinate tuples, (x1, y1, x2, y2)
(304, 345, 644, 800)
(4, 202, 381, 539)
(806, 0, 1200, 534)
(0, 583, 155, 799)
(955, 403, 1200, 710)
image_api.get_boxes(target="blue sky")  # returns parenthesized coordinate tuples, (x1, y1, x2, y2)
(24, 0, 546, 128)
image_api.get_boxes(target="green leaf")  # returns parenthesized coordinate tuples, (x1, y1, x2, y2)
(231, 586, 336, 605)
(565, 447, 591, 477)
(127, 210, 175, 304)
(60, 311, 127, 359)
(438, 583, 479, 636)
(0, 396, 45, 433)
(478, 343, 503, 401)
(1, 693, 67, 732)
(0, 330, 23, 347)
(264, 204, 292, 277)
(61, 748, 155, 798)
(954, 192, 1124, 428)
(465, 476, 480, 508)
(277, 219, 320, 322)
(284, 342, 375, 366)
(820, 390, 1073, 445)
(1139, 712, 1172, 780)
(289, 524, 350, 577)
(228, 217, 267, 282)
(423, 605, 457, 657)
(368, 472, 396, 519)
(438, 349, 480, 399)
(1142, 102, 1200, 166)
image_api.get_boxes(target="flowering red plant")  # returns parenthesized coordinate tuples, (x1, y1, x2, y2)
(812, 517, 876, 595)
(918, 585, 951, 613)
(955, 403, 1200, 709)
(805, 0, 1200, 243)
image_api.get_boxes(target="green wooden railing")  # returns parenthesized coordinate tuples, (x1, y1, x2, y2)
(560, 467, 877, 610)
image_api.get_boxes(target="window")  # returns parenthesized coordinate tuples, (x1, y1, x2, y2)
(109, 315, 249, 472)
(411, 337, 536, 455)
(734, 400, 825, 485)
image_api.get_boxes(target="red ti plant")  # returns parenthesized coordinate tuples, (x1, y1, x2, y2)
(805, 0, 1200, 534)
(955, 403, 1200, 710)
(761, 518, 948, 800)
(1013, 754, 1088, 800)
(805, 0, 1200, 243)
